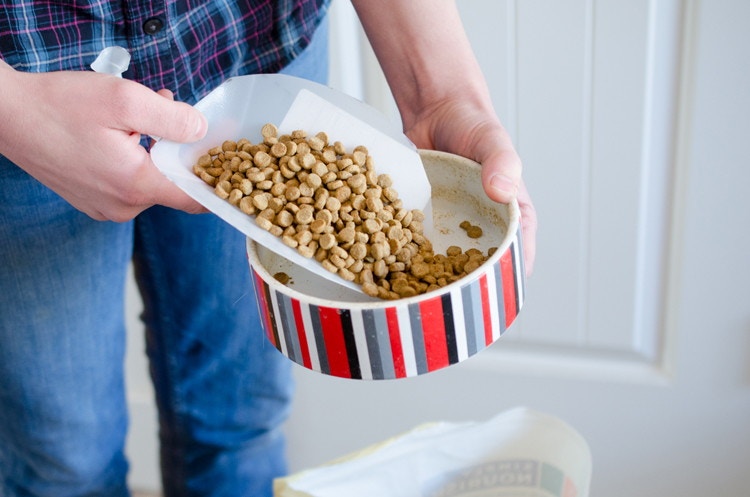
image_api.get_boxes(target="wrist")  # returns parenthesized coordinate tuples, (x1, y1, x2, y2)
(351, 0, 492, 128)
(0, 63, 24, 158)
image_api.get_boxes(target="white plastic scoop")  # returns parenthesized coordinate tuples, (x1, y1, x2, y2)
(153, 76, 433, 292)
(151, 74, 432, 292)
(92, 49, 432, 292)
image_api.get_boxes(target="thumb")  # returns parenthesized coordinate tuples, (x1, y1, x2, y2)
(462, 122, 522, 204)
(123, 84, 207, 143)
(481, 150, 521, 204)
(478, 143, 522, 205)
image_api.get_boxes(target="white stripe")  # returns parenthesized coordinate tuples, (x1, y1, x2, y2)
(300, 302, 320, 373)
(450, 286, 469, 361)
(486, 269, 502, 342)
(96, 3, 108, 65)
(220, 0, 244, 74)
(396, 305, 417, 377)
(513, 239, 525, 308)
(20, 7, 41, 69)
(350, 310, 372, 380)
(269, 289, 288, 358)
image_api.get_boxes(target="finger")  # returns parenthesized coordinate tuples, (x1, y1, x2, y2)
(156, 88, 174, 100)
(142, 165, 207, 214)
(148, 89, 177, 147)
(114, 81, 207, 143)
(149, 89, 207, 213)
(158, 185, 208, 214)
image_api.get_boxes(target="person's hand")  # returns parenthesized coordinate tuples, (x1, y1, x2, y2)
(404, 101, 537, 275)
(350, 0, 537, 275)
(0, 62, 207, 221)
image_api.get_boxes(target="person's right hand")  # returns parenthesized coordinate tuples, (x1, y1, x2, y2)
(0, 61, 207, 222)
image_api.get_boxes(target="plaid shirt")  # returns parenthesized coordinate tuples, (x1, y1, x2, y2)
(0, 0, 329, 105)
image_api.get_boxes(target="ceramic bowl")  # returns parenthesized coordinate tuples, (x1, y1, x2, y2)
(247, 150, 525, 379)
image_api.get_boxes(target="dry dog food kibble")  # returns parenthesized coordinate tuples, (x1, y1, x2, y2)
(459, 220, 483, 239)
(194, 124, 496, 300)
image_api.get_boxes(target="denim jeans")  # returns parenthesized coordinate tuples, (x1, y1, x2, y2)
(0, 19, 328, 497)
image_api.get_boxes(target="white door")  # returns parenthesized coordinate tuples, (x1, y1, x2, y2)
(125, 0, 750, 495)
(283, 1, 750, 497)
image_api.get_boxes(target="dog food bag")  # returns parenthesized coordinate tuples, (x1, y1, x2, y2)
(274, 407, 592, 497)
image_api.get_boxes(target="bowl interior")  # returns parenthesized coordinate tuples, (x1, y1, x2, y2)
(248, 150, 518, 306)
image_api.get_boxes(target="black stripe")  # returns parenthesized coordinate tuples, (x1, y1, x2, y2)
(441, 293, 459, 364)
(309, 305, 329, 375)
(339, 309, 362, 379)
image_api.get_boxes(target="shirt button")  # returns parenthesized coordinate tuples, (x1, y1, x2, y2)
(142, 17, 164, 35)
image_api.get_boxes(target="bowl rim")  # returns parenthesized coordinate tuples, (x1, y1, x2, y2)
(246, 150, 521, 309)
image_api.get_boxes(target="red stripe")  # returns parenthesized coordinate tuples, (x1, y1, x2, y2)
(253, 271, 276, 347)
(291, 299, 312, 369)
(500, 249, 518, 328)
(318, 307, 351, 378)
(419, 297, 449, 371)
(479, 274, 493, 346)
(385, 308, 406, 378)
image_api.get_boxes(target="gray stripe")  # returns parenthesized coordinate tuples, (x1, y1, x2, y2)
(362, 310, 384, 380)
(408, 302, 428, 375)
(370, 309, 396, 379)
(494, 261, 508, 335)
(461, 284, 478, 356)
(276, 293, 300, 364)
(309, 305, 329, 375)
(469, 279, 485, 350)
(375, 309, 395, 379)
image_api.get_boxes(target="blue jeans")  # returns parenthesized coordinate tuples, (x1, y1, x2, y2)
(0, 20, 328, 497)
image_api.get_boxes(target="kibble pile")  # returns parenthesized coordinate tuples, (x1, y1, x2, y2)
(193, 124, 496, 300)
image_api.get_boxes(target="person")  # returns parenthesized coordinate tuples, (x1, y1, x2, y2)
(0, 0, 537, 495)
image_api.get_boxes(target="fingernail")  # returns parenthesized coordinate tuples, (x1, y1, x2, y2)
(490, 174, 516, 196)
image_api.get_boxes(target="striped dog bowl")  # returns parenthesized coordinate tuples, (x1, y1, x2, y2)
(247, 150, 525, 379)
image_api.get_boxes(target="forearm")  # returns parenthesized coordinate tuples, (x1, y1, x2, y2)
(351, 0, 492, 127)
(0, 61, 26, 157)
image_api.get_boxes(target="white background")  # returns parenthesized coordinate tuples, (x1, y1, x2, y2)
(125, 1, 750, 495)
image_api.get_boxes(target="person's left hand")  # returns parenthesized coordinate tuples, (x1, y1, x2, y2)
(404, 100, 537, 276)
